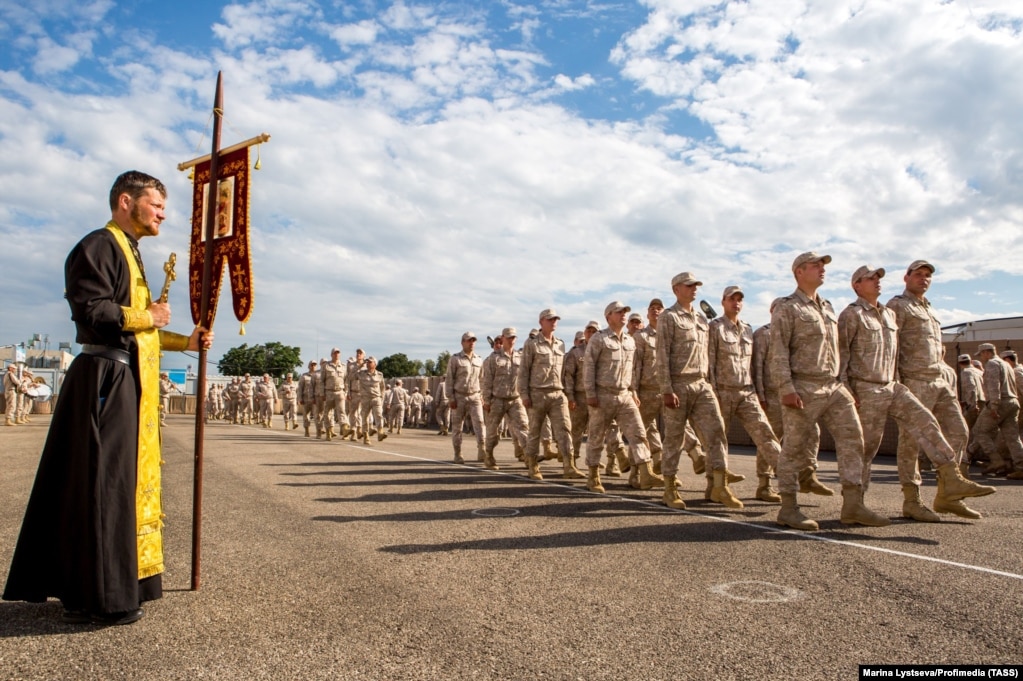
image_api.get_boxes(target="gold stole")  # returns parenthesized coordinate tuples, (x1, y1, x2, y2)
(105, 223, 164, 580)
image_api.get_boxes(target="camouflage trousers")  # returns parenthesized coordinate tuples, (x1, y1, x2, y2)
(525, 389, 572, 461)
(258, 398, 274, 424)
(898, 376, 967, 468)
(661, 379, 729, 478)
(239, 395, 254, 423)
(360, 397, 385, 436)
(435, 402, 451, 432)
(764, 387, 821, 469)
(486, 396, 528, 457)
(451, 392, 485, 455)
(348, 393, 363, 431)
(975, 397, 1023, 467)
(570, 392, 622, 457)
(324, 390, 349, 432)
(851, 379, 954, 488)
(5, 388, 17, 420)
(716, 386, 779, 476)
(409, 405, 422, 426)
(586, 390, 652, 469)
(777, 378, 864, 495)
(282, 398, 296, 424)
(636, 389, 664, 459)
(301, 401, 319, 433)
(390, 405, 406, 430)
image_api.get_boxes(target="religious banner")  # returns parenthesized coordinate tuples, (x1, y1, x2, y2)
(188, 146, 254, 331)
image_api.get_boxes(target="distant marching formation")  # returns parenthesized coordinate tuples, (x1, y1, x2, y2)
(200, 252, 1023, 531)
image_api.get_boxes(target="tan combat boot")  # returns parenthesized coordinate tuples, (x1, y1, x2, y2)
(901, 484, 940, 522)
(542, 441, 559, 461)
(562, 455, 584, 479)
(325, 427, 334, 441)
(525, 455, 543, 480)
(477, 444, 486, 462)
(615, 447, 631, 474)
(377, 430, 387, 442)
(304, 425, 310, 437)
(586, 465, 605, 493)
(604, 452, 621, 477)
(454, 451, 465, 464)
(704, 475, 714, 500)
(840, 484, 890, 526)
(756, 475, 782, 503)
(484, 450, 499, 471)
(652, 452, 662, 476)
(935, 463, 996, 500)
(688, 448, 706, 475)
(663, 476, 686, 509)
(4, 417, 14, 427)
(513, 440, 525, 461)
(638, 461, 665, 490)
(799, 467, 835, 496)
(777, 493, 818, 531)
(710, 470, 743, 508)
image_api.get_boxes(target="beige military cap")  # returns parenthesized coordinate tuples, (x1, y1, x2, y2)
(366, 356, 376, 363)
(461, 331, 477, 342)
(791, 251, 832, 272)
(1000, 350, 1017, 360)
(648, 298, 664, 309)
(502, 327, 518, 338)
(721, 285, 743, 301)
(957, 354, 971, 363)
(330, 347, 341, 354)
(604, 301, 631, 316)
(906, 260, 935, 274)
(574, 331, 585, 342)
(539, 308, 560, 321)
(586, 320, 601, 330)
(628, 312, 642, 322)
(976, 343, 996, 355)
(851, 265, 885, 285)
(671, 271, 702, 287)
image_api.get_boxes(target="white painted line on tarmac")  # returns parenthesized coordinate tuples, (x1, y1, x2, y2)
(340, 443, 1023, 582)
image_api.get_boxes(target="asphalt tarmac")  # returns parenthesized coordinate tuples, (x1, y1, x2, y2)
(1, 415, 1021, 681)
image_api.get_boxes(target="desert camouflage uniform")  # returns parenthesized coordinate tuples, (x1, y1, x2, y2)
(434, 381, 451, 434)
(563, 341, 590, 457)
(280, 378, 297, 428)
(322, 359, 349, 435)
(482, 347, 529, 460)
(408, 389, 425, 428)
(358, 368, 388, 435)
(584, 328, 652, 468)
(256, 378, 278, 426)
(975, 355, 1023, 470)
(239, 377, 255, 424)
(446, 350, 485, 459)
(518, 333, 573, 462)
(887, 290, 969, 466)
(388, 384, 409, 432)
(656, 302, 730, 479)
(770, 290, 865, 495)
(708, 316, 780, 477)
(838, 297, 957, 487)
(299, 368, 319, 435)
(632, 326, 664, 465)
(347, 358, 364, 434)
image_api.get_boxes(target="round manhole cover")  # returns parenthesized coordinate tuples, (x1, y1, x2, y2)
(470, 507, 521, 517)
(709, 581, 803, 603)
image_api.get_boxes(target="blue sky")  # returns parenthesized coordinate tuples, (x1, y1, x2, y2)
(1, 0, 1022, 371)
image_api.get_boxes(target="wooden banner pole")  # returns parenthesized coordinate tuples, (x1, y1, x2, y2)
(191, 71, 224, 591)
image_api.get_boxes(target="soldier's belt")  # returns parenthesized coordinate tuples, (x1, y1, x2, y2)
(791, 374, 835, 385)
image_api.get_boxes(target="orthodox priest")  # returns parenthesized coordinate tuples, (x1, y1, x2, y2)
(3, 171, 213, 626)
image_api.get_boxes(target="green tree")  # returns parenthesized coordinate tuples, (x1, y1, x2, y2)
(433, 350, 451, 377)
(218, 342, 302, 380)
(377, 353, 422, 379)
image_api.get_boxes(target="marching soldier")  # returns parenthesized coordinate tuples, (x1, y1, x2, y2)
(256, 374, 278, 428)
(770, 252, 886, 530)
(299, 360, 319, 437)
(239, 373, 255, 424)
(708, 286, 782, 503)
(408, 387, 425, 428)
(887, 260, 982, 517)
(388, 380, 409, 434)
(422, 389, 434, 427)
(322, 347, 351, 441)
(481, 328, 531, 471)
(584, 302, 661, 492)
(838, 266, 994, 522)
(518, 310, 575, 480)
(346, 349, 366, 440)
(446, 332, 486, 463)
(434, 380, 451, 435)
(657, 272, 743, 510)
(632, 299, 665, 475)
(958, 354, 985, 463)
(357, 357, 389, 444)
(226, 376, 241, 423)
(280, 374, 298, 430)
(974, 344, 1023, 478)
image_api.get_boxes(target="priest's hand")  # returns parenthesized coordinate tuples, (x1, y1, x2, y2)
(187, 326, 214, 351)
(149, 301, 171, 328)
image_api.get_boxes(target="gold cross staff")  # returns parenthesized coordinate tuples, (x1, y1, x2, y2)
(159, 253, 177, 303)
